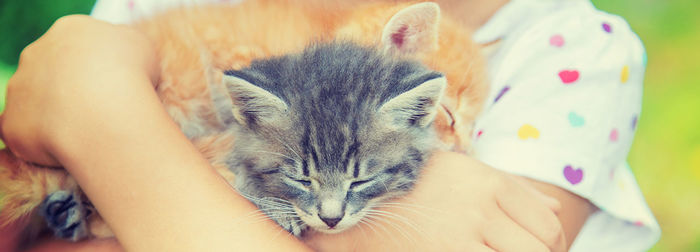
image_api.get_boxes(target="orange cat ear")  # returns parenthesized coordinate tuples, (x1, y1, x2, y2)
(381, 2, 440, 55)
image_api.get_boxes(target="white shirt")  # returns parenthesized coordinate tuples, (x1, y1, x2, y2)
(91, 0, 660, 250)
(472, 0, 659, 251)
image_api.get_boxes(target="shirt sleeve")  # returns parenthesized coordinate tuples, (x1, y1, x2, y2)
(471, 6, 659, 252)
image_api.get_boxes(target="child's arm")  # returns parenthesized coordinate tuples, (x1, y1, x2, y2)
(1, 15, 309, 252)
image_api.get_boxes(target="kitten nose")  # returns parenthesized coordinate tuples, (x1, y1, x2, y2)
(320, 216, 342, 228)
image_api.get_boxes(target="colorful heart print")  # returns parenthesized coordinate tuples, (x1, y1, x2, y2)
(563, 165, 584, 185)
(518, 124, 540, 140)
(609, 128, 619, 142)
(494, 86, 510, 103)
(550, 34, 565, 47)
(558, 70, 580, 84)
(568, 112, 585, 127)
(621, 65, 630, 83)
(602, 22, 612, 33)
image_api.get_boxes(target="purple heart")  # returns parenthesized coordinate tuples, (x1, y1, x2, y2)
(563, 165, 584, 185)
(602, 22, 612, 33)
(494, 86, 510, 103)
(631, 115, 638, 129)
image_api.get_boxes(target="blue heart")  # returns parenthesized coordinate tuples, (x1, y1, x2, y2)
(568, 112, 585, 127)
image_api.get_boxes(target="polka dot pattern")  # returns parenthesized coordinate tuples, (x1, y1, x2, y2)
(602, 22, 612, 33)
(466, 2, 658, 245)
(610, 128, 619, 142)
(621, 65, 630, 83)
(494, 86, 510, 103)
(563, 165, 584, 185)
(558, 70, 580, 84)
(475, 19, 645, 192)
(568, 112, 585, 127)
(549, 34, 565, 47)
(517, 124, 540, 140)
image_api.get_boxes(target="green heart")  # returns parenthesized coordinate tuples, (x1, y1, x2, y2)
(568, 112, 585, 127)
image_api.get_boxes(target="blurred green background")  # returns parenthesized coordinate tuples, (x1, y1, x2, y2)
(0, 0, 698, 251)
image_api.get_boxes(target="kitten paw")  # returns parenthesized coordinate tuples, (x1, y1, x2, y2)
(273, 215, 306, 237)
(39, 190, 90, 241)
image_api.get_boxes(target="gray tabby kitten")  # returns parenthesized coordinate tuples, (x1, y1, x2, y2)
(223, 41, 447, 236)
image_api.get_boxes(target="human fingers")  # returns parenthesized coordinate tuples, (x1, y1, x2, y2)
(467, 243, 497, 252)
(496, 178, 566, 252)
(481, 213, 550, 252)
(1, 74, 61, 166)
(510, 175, 562, 213)
(0, 15, 156, 167)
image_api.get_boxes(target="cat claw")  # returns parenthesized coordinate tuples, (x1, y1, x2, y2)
(39, 190, 90, 241)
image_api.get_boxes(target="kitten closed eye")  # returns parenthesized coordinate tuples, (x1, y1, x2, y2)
(350, 179, 373, 189)
(294, 179, 312, 187)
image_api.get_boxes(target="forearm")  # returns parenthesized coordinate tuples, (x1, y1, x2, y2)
(45, 48, 308, 252)
(1, 15, 309, 252)
(46, 74, 257, 250)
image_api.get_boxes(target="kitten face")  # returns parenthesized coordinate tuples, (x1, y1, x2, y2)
(234, 120, 428, 233)
(223, 42, 446, 234)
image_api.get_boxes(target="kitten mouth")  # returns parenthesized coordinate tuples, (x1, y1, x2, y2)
(312, 225, 348, 234)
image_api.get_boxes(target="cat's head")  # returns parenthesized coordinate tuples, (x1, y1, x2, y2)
(337, 1, 488, 152)
(221, 40, 446, 234)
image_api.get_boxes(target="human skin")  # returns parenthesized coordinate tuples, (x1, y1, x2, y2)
(0, 0, 593, 250)
(0, 15, 310, 252)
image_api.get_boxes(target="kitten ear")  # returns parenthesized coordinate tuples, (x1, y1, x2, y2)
(379, 75, 447, 128)
(222, 73, 288, 127)
(381, 2, 441, 55)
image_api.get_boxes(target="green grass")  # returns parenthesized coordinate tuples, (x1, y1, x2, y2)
(0, 62, 12, 149)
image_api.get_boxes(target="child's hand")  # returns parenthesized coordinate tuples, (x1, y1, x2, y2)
(0, 15, 157, 166)
(305, 151, 566, 251)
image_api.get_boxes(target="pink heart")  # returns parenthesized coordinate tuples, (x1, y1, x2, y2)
(563, 165, 583, 185)
(477, 130, 483, 138)
(549, 34, 565, 47)
(609, 128, 619, 142)
(558, 70, 579, 84)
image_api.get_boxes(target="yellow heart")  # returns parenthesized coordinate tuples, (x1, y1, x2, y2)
(518, 124, 540, 140)
(617, 180, 626, 190)
(621, 65, 630, 83)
